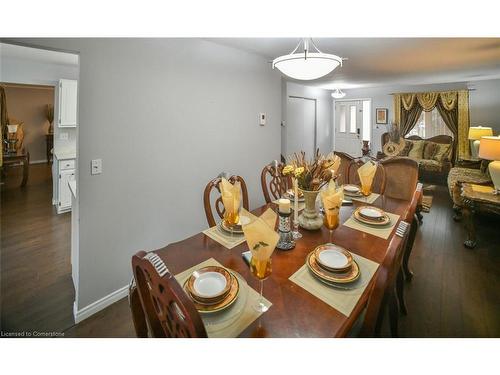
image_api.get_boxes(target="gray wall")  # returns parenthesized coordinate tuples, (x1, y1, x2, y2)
(13, 38, 282, 310)
(340, 79, 500, 153)
(282, 82, 333, 157)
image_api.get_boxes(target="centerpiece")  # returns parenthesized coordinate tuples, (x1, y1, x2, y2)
(283, 150, 340, 230)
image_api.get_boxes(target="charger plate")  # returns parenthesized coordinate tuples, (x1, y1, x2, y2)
(306, 251, 360, 284)
(353, 207, 391, 227)
(186, 266, 232, 303)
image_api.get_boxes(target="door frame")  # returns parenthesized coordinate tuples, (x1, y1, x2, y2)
(332, 97, 372, 152)
(288, 95, 318, 156)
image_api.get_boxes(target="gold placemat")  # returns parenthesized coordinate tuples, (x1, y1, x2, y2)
(472, 184, 494, 193)
(175, 258, 271, 338)
(272, 199, 305, 212)
(350, 193, 380, 204)
(202, 225, 246, 249)
(289, 252, 379, 317)
(343, 211, 400, 240)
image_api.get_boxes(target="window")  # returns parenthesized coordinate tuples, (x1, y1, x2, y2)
(407, 108, 453, 139)
(349, 105, 356, 133)
(362, 100, 371, 142)
(339, 105, 346, 133)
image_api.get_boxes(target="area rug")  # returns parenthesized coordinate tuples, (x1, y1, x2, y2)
(421, 195, 433, 212)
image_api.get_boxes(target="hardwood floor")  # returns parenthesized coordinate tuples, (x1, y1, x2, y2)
(1, 164, 75, 334)
(61, 184, 500, 338)
(2, 165, 499, 337)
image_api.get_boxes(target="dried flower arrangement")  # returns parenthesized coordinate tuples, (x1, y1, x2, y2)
(46, 104, 54, 134)
(282, 149, 339, 191)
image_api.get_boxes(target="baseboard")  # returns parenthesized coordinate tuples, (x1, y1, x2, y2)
(30, 159, 48, 165)
(74, 284, 129, 324)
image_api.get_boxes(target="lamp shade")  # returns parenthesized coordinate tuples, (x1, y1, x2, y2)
(468, 126, 493, 140)
(478, 136, 500, 160)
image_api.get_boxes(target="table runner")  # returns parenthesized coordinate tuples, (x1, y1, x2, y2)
(175, 258, 271, 338)
(202, 225, 246, 249)
(289, 252, 379, 317)
(343, 211, 400, 240)
(349, 192, 380, 204)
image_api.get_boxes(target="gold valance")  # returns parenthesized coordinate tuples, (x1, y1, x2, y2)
(398, 91, 459, 112)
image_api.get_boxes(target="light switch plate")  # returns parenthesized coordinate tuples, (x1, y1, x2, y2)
(259, 113, 266, 126)
(91, 159, 102, 175)
(60, 132, 69, 140)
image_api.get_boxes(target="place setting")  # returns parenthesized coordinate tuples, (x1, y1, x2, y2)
(342, 160, 380, 204)
(343, 204, 400, 240)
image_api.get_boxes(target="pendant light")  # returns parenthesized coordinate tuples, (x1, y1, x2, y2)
(272, 38, 344, 80)
(331, 88, 346, 99)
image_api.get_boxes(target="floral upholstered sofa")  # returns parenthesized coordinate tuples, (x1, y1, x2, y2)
(379, 133, 454, 182)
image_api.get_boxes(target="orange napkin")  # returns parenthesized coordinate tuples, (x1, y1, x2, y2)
(219, 178, 241, 222)
(241, 208, 279, 261)
(357, 161, 377, 191)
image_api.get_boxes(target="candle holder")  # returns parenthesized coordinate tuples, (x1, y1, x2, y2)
(276, 211, 295, 250)
(292, 209, 302, 239)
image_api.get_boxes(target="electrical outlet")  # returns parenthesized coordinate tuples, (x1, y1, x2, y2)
(60, 132, 69, 140)
(91, 159, 102, 175)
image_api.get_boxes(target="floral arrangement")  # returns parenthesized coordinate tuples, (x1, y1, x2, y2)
(282, 149, 339, 191)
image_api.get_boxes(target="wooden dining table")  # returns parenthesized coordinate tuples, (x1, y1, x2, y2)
(151, 192, 412, 338)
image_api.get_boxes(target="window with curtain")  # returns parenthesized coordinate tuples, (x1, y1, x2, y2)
(406, 107, 454, 139)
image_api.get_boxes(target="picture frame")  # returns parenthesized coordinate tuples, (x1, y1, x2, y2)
(376, 108, 388, 124)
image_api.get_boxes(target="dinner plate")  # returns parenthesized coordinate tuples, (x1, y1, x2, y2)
(313, 244, 353, 273)
(306, 251, 360, 284)
(353, 208, 391, 227)
(187, 266, 232, 301)
(344, 184, 361, 194)
(358, 206, 384, 220)
(184, 271, 240, 313)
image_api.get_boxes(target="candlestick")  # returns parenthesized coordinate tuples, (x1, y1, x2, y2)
(292, 178, 302, 239)
(276, 210, 295, 251)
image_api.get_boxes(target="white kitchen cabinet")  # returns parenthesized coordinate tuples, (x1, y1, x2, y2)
(58, 79, 78, 128)
(54, 154, 76, 214)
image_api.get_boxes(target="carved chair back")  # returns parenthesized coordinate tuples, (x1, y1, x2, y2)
(203, 174, 249, 227)
(131, 251, 207, 338)
(261, 161, 292, 204)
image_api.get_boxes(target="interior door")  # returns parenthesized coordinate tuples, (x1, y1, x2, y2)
(287, 96, 316, 158)
(334, 100, 363, 157)
(58, 79, 78, 127)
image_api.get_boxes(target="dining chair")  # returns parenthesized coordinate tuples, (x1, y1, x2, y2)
(203, 173, 249, 227)
(354, 221, 410, 337)
(261, 160, 291, 204)
(333, 151, 355, 185)
(130, 250, 207, 338)
(380, 157, 419, 201)
(346, 159, 387, 194)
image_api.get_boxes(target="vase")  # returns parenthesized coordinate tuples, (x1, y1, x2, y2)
(298, 189, 323, 230)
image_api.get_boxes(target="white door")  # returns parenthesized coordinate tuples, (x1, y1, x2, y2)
(58, 79, 78, 127)
(286, 96, 316, 158)
(334, 100, 363, 157)
(59, 169, 75, 209)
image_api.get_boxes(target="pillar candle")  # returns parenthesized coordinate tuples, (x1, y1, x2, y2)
(278, 198, 291, 214)
(293, 178, 299, 223)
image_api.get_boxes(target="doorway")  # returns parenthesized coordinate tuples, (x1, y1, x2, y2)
(286, 96, 317, 157)
(334, 99, 371, 157)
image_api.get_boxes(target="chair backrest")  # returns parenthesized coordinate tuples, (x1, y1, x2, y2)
(380, 157, 419, 201)
(261, 161, 291, 204)
(203, 174, 249, 227)
(359, 223, 410, 337)
(131, 250, 207, 338)
(333, 151, 355, 186)
(346, 159, 386, 194)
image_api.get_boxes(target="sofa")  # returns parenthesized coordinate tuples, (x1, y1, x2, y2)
(379, 133, 454, 183)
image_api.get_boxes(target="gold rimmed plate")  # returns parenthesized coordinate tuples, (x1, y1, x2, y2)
(343, 184, 361, 196)
(353, 207, 391, 227)
(313, 244, 353, 273)
(306, 251, 360, 284)
(184, 271, 240, 314)
(186, 266, 232, 302)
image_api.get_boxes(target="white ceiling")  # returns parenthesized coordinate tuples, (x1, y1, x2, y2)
(0, 42, 78, 66)
(208, 38, 500, 89)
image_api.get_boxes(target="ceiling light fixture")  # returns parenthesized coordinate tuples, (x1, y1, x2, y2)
(331, 88, 346, 99)
(272, 38, 344, 81)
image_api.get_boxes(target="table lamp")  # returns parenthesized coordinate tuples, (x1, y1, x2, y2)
(468, 126, 493, 158)
(478, 136, 500, 194)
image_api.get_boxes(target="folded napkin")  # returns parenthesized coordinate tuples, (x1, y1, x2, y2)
(219, 177, 241, 223)
(240, 208, 279, 262)
(357, 161, 377, 192)
(320, 179, 344, 215)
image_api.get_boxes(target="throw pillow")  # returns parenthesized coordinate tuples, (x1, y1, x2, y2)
(423, 142, 438, 160)
(432, 143, 452, 162)
(397, 140, 413, 156)
(407, 140, 425, 159)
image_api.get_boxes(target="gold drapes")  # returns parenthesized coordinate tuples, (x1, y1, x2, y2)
(1, 85, 8, 167)
(392, 90, 470, 160)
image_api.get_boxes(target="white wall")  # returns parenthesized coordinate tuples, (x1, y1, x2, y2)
(282, 82, 333, 157)
(339, 79, 500, 153)
(13, 38, 282, 313)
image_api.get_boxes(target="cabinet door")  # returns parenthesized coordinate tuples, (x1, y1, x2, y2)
(59, 169, 75, 210)
(58, 79, 78, 127)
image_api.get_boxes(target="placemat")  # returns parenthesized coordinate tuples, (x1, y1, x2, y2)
(175, 258, 271, 338)
(289, 252, 379, 317)
(202, 225, 246, 249)
(343, 211, 400, 240)
(349, 192, 380, 204)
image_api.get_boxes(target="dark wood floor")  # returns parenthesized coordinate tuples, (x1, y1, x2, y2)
(2, 165, 499, 337)
(1, 164, 75, 334)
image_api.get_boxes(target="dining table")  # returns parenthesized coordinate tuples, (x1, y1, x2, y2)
(150, 191, 413, 338)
